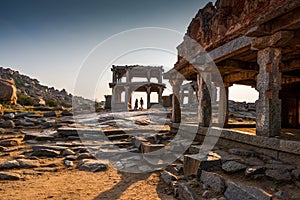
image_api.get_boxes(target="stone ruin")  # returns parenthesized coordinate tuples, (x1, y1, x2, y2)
(107, 65, 165, 111)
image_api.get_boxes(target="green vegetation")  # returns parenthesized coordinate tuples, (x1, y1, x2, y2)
(45, 99, 59, 107)
(17, 93, 34, 106)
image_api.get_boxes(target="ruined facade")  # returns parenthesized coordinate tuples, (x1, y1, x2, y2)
(167, 0, 300, 136)
(109, 65, 165, 111)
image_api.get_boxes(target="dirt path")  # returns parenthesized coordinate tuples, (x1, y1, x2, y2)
(0, 168, 174, 200)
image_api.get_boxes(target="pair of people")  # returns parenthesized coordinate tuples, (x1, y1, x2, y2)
(134, 97, 144, 110)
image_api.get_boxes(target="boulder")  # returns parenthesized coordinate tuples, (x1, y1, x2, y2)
(62, 149, 76, 156)
(61, 110, 73, 116)
(43, 111, 57, 117)
(77, 159, 109, 172)
(17, 159, 40, 168)
(0, 104, 3, 115)
(3, 113, 15, 120)
(177, 182, 198, 200)
(292, 169, 300, 180)
(265, 169, 292, 181)
(200, 171, 226, 193)
(160, 170, 177, 185)
(0, 160, 20, 169)
(0, 78, 17, 105)
(64, 160, 74, 167)
(32, 149, 61, 157)
(222, 161, 247, 173)
(245, 166, 266, 177)
(0, 139, 19, 147)
(0, 120, 15, 128)
(0, 128, 6, 134)
(0, 172, 22, 180)
(224, 181, 272, 200)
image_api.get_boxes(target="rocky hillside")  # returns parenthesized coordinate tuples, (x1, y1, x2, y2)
(0, 67, 89, 107)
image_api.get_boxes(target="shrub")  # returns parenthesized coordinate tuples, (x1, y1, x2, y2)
(17, 93, 34, 106)
(46, 99, 59, 107)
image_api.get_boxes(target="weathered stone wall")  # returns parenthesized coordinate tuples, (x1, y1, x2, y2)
(186, 0, 287, 48)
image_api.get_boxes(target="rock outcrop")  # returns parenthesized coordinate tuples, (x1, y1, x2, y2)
(0, 78, 17, 105)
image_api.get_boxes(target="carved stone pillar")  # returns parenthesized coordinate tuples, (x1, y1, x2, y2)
(170, 79, 183, 123)
(256, 47, 281, 137)
(124, 86, 130, 111)
(218, 84, 229, 126)
(146, 86, 151, 109)
(126, 68, 130, 83)
(188, 86, 194, 104)
(197, 73, 212, 127)
(158, 87, 163, 104)
(147, 69, 151, 83)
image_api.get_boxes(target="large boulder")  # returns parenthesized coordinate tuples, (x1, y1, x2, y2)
(0, 78, 17, 105)
(0, 104, 3, 115)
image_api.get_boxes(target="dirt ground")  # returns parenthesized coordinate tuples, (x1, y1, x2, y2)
(0, 168, 174, 200)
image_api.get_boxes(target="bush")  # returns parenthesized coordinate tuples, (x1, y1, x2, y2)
(17, 93, 34, 106)
(46, 99, 59, 107)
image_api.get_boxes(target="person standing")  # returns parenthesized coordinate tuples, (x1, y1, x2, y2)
(134, 98, 138, 110)
(140, 97, 144, 110)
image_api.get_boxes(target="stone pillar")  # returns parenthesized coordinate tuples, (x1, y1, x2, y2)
(158, 69, 163, 83)
(256, 47, 281, 137)
(170, 79, 183, 123)
(126, 68, 130, 83)
(158, 87, 163, 104)
(197, 73, 212, 127)
(188, 86, 194, 104)
(218, 85, 229, 126)
(146, 86, 151, 109)
(124, 86, 130, 111)
(147, 69, 151, 83)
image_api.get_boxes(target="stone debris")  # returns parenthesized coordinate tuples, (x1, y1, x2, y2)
(160, 170, 178, 185)
(0, 160, 20, 169)
(0, 172, 22, 180)
(177, 182, 198, 200)
(265, 169, 292, 181)
(17, 159, 40, 168)
(77, 159, 109, 172)
(200, 171, 226, 193)
(31, 149, 61, 157)
(222, 161, 247, 173)
(0, 139, 19, 147)
(224, 181, 272, 200)
(64, 160, 74, 167)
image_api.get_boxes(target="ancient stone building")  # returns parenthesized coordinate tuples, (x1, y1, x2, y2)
(167, 0, 300, 137)
(109, 65, 165, 111)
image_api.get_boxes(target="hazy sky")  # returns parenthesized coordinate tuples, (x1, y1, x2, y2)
(0, 0, 258, 102)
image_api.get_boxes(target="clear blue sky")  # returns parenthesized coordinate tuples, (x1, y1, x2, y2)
(0, 0, 258, 102)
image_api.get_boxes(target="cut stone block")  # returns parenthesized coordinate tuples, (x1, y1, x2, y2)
(141, 143, 165, 153)
(183, 154, 221, 176)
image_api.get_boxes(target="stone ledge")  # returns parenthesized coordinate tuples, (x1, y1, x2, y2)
(180, 124, 300, 156)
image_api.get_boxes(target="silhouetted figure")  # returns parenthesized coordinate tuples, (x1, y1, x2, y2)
(140, 97, 144, 110)
(134, 98, 138, 110)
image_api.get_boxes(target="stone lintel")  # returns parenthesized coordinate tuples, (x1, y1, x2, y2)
(251, 31, 294, 50)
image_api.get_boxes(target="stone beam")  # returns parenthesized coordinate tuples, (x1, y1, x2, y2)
(282, 76, 300, 85)
(209, 36, 254, 63)
(280, 58, 300, 73)
(251, 31, 294, 50)
(223, 71, 258, 84)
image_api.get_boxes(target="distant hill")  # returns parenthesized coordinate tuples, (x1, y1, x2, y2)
(0, 67, 91, 108)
